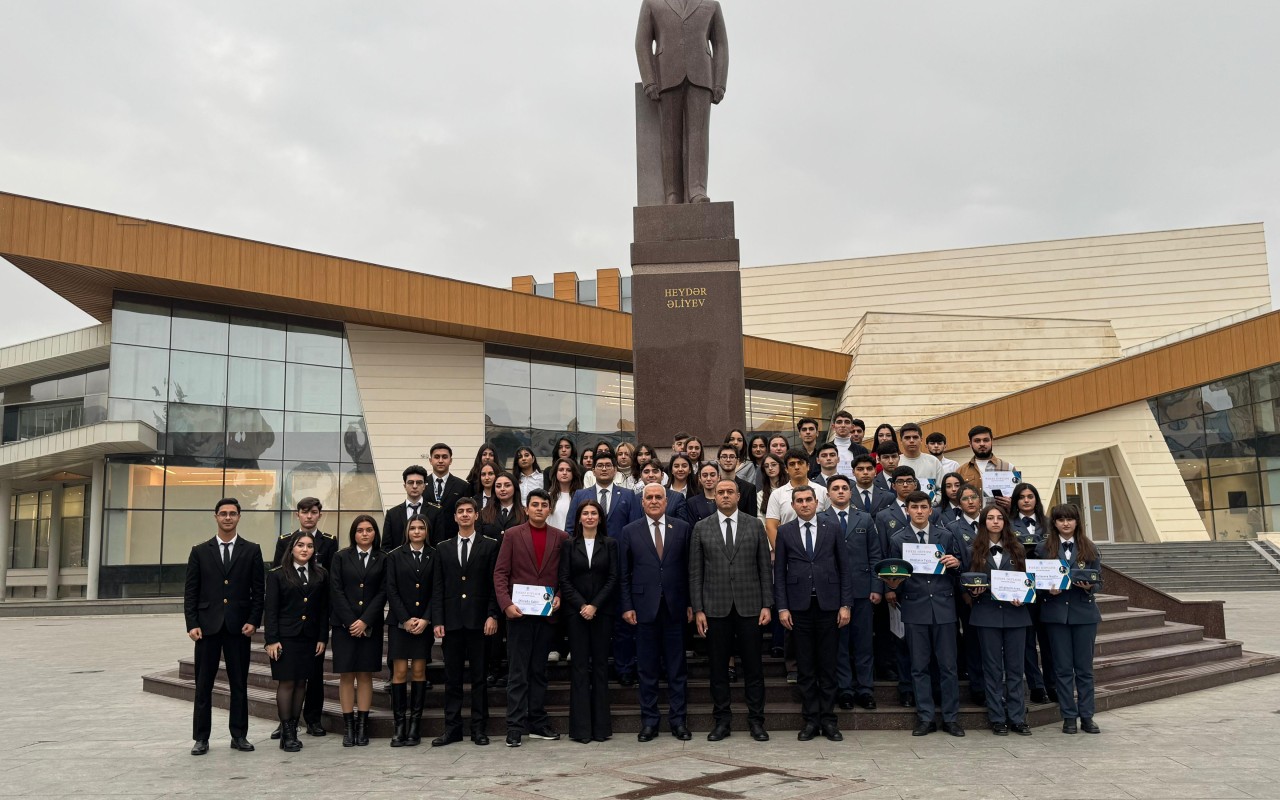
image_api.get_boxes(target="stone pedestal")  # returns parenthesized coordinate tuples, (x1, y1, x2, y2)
(630, 202, 746, 446)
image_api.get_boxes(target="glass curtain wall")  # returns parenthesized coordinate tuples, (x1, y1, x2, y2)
(100, 295, 380, 597)
(1152, 364, 1280, 540)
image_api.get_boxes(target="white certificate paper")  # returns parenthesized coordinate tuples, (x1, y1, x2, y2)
(1027, 559, 1071, 591)
(984, 470, 1018, 497)
(990, 570, 1036, 603)
(902, 542, 944, 575)
(513, 584, 555, 616)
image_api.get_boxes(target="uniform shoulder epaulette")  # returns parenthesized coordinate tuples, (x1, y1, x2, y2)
(321, 530, 336, 539)
(387, 545, 403, 553)
(268, 565, 282, 572)
(278, 531, 294, 540)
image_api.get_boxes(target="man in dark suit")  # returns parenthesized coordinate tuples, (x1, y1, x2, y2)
(183, 497, 265, 756)
(690, 479, 772, 742)
(269, 497, 338, 740)
(873, 465, 917, 702)
(620, 483, 693, 742)
(493, 489, 568, 747)
(820, 475, 882, 711)
(429, 498, 500, 747)
(947, 483, 985, 703)
(424, 444, 471, 547)
(850, 455, 893, 517)
(383, 464, 430, 552)
(565, 452, 640, 537)
(889, 491, 966, 738)
(714, 443, 759, 517)
(635, 0, 729, 204)
(774, 486, 853, 742)
(873, 443, 901, 492)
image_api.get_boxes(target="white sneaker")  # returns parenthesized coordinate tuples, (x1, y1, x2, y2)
(547, 651, 560, 663)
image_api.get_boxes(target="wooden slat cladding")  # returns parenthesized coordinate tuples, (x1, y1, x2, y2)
(920, 310, 1280, 443)
(0, 192, 850, 388)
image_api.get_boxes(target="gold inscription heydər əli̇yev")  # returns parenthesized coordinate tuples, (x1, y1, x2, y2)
(665, 287, 708, 308)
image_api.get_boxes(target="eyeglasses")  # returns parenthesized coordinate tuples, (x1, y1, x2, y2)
(892, 479, 916, 486)
(405, 480, 425, 487)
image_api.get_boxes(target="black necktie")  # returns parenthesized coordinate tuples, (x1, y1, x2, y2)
(500, 507, 510, 524)
(298, 567, 308, 584)
(838, 510, 848, 534)
(971, 521, 978, 535)
(409, 502, 420, 517)
(724, 518, 734, 549)
(917, 531, 926, 545)
(600, 487, 609, 514)
(862, 490, 871, 509)
(460, 537, 470, 570)
(359, 551, 368, 570)
(435, 477, 444, 502)
(804, 522, 814, 558)
(221, 542, 232, 568)
(413, 550, 422, 566)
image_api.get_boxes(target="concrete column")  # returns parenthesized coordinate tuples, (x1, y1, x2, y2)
(0, 480, 11, 600)
(46, 484, 63, 601)
(86, 459, 105, 600)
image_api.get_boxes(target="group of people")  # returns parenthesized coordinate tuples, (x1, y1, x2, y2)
(182, 419, 1104, 756)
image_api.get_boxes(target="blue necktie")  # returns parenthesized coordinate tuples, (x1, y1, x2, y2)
(838, 510, 848, 535)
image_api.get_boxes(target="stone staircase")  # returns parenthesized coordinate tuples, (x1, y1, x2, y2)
(142, 588, 1280, 736)
(1100, 541, 1280, 593)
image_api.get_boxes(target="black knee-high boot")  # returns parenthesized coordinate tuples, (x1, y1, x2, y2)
(406, 681, 427, 746)
(389, 683, 409, 747)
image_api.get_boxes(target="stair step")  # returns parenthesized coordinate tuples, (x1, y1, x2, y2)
(1093, 622, 1205, 656)
(1097, 608, 1166, 634)
(1092, 638, 1242, 683)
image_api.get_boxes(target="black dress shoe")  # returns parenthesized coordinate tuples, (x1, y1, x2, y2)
(821, 725, 843, 742)
(493, 675, 508, 688)
(838, 693, 855, 710)
(1080, 718, 1100, 734)
(270, 723, 282, 740)
(911, 720, 935, 736)
(432, 731, 462, 747)
(619, 674, 637, 688)
(942, 721, 965, 737)
(1010, 723, 1033, 736)
(529, 726, 561, 741)
(797, 724, 819, 741)
(899, 692, 915, 708)
(505, 732, 521, 747)
(1062, 719, 1078, 734)
(707, 724, 731, 742)
(229, 736, 255, 751)
(787, 671, 798, 685)
(855, 693, 877, 710)
(472, 733, 490, 746)
(991, 723, 1009, 736)
(190, 740, 209, 756)
(637, 725, 658, 742)
(1046, 686, 1058, 703)
(306, 722, 327, 737)
(671, 725, 692, 741)
(749, 723, 769, 742)
(770, 646, 785, 659)
(1029, 687, 1049, 704)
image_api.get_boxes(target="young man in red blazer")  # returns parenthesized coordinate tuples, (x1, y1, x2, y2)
(493, 489, 568, 747)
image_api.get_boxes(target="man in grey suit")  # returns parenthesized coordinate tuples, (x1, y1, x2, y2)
(690, 479, 772, 742)
(888, 491, 966, 738)
(635, 0, 729, 204)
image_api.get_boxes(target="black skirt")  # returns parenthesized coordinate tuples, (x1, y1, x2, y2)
(269, 635, 321, 682)
(331, 625, 383, 673)
(388, 624, 433, 662)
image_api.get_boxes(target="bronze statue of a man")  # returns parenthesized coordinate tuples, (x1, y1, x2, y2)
(635, 0, 729, 205)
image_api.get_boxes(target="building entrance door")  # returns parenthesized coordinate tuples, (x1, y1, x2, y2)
(1059, 477, 1115, 543)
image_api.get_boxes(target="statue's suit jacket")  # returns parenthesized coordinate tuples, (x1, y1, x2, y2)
(636, 0, 729, 93)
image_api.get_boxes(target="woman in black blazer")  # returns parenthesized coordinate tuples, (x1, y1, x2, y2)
(558, 499, 619, 743)
(1035, 504, 1103, 735)
(329, 515, 388, 747)
(385, 514, 435, 747)
(264, 531, 329, 752)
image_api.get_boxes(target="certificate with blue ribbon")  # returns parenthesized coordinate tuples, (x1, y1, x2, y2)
(1026, 559, 1071, 591)
(513, 584, 555, 616)
(902, 542, 944, 575)
(991, 570, 1036, 603)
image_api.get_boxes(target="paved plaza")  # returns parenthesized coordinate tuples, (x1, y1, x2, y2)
(1, 593, 1278, 800)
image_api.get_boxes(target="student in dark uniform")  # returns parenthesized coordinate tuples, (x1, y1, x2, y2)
(385, 514, 435, 747)
(430, 497, 501, 746)
(931, 472, 964, 527)
(184, 498, 265, 756)
(874, 465, 917, 704)
(820, 475, 882, 711)
(383, 465, 430, 552)
(964, 504, 1033, 736)
(850, 454, 893, 517)
(329, 515, 387, 747)
(269, 497, 337, 741)
(559, 499, 619, 743)
(1036, 503, 1103, 735)
(1010, 482, 1056, 704)
(685, 462, 722, 524)
(947, 484, 986, 703)
(425, 443, 472, 546)
(264, 531, 329, 752)
(478, 471, 525, 687)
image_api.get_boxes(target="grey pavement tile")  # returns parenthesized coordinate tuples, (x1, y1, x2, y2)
(1116, 785, 1252, 799)
(1230, 783, 1280, 800)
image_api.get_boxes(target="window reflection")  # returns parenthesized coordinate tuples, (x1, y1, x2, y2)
(226, 408, 283, 462)
(229, 316, 286, 361)
(169, 351, 227, 406)
(227, 358, 285, 409)
(171, 306, 229, 355)
(167, 404, 226, 459)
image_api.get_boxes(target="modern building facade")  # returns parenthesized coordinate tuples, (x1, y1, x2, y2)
(1, 191, 1276, 600)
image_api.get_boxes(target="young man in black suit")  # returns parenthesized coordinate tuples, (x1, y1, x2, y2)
(714, 444, 760, 517)
(183, 497, 265, 756)
(429, 497, 500, 746)
(425, 444, 472, 546)
(270, 497, 338, 740)
(383, 465, 430, 552)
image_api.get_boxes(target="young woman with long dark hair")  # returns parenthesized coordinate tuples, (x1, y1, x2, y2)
(329, 515, 386, 746)
(264, 531, 329, 752)
(558, 499, 619, 743)
(384, 514, 434, 747)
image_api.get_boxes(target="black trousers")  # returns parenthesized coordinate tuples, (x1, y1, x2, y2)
(906, 621, 959, 724)
(836, 598, 875, 696)
(707, 611, 765, 726)
(192, 627, 251, 740)
(567, 612, 612, 741)
(1027, 603, 1055, 690)
(977, 626, 1028, 725)
(506, 616, 554, 735)
(791, 606, 839, 728)
(958, 599, 983, 691)
(442, 627, 488, 736)
(1046, 623, 1097, 719)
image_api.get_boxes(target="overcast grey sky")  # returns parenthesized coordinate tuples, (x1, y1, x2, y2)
(2, 1, 1278, 347)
